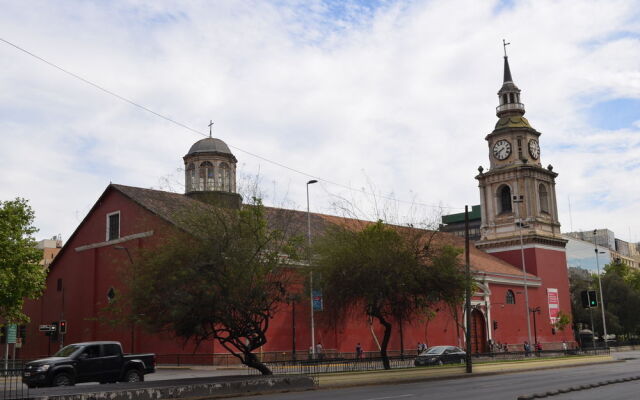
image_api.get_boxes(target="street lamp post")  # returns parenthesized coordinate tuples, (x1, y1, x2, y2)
(529, 306, 540, 347)
(513, 195, 533, 348)
(593, 230, 608, 347)
(115, 245, 136, 352)
(306, 179, 318, 359)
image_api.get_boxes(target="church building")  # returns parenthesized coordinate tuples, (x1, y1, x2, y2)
(20, 53, 573, 360)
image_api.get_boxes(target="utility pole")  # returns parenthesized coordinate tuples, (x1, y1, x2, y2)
(464, 205, 472, 373)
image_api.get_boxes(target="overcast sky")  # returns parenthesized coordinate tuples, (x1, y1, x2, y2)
(1, 0, 639, 244)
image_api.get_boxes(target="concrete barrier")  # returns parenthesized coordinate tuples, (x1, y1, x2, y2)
(31, 375, 316, 400)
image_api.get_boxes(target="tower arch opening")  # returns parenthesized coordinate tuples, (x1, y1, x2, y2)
(539, 183, 549, 214)
(498, 185, 512, 214)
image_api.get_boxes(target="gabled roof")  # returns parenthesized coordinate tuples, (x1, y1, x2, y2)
(50, 183, 537, 281)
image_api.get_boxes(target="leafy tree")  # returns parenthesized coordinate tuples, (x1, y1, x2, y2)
(314, 221, 467, 369)
(0, 198, 47, 322)
(124, 199, 300, 375)
(553, 311, 571, 340)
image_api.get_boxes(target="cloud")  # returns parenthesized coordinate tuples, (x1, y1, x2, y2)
(0, 0, 639, 243)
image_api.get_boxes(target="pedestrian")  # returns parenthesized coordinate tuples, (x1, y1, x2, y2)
(523, 341, 531, 357)
(308, 345, 313, 360)
(417, 342, 423, 355)
(355, 342, 363, 360)
(562, 340, 568, 354)
(315, 342, 324, 360)
(535, 342, 542, 356)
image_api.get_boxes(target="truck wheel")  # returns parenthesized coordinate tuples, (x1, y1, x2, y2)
(124, 369, 143, 383)
(52, 373, 74, 386)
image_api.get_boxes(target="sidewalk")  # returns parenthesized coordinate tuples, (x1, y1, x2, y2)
(316, 355, 616, 388)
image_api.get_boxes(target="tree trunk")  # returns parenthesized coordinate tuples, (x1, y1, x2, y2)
(243, 352, 273, 375)
(376, 314, 392, 370)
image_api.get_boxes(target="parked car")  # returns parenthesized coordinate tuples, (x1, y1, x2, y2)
(414, 345, 466, 366)
(22, 341, 155, 388)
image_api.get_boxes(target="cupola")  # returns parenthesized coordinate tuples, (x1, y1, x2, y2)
(183, 126, 241, 208)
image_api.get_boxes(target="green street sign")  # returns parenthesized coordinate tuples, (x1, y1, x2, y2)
(6, 324, 17, 344)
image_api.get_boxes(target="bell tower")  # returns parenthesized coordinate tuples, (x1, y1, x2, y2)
(476, 50, 565, 253)
(474, 46, 573, 347)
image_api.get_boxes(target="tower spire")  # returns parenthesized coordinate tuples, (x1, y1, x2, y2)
(496, 40, 524, 117)
(502, 39, 513, 83)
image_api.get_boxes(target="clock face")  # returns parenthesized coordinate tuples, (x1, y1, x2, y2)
(528, 139, 540, 159)
(492, 139, 512, 160)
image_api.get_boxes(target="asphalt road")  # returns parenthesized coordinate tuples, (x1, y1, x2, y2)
(231, 350, 640, 400)
(23, 350, 640, 399)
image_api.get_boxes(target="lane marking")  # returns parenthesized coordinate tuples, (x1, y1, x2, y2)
(364, 395, 414, 400)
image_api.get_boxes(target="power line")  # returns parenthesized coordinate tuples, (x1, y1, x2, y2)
(1, 37, 462, 211)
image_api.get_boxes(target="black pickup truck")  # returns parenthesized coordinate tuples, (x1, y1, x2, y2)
(22, 341, 155, 388)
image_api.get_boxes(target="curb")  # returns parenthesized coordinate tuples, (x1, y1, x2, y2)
(316, 356, 617, 389)
(516, 374, 640, 399)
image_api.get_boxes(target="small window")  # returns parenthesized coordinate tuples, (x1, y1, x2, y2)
(200, 161, 214, 190)
(506, 290, 516, 304)
(499, 186, 512, 214)
(186, 163, 196, 191)
(107, 287, 116, 303)
(539, 184, 549, 213)
(102, 344, 121, 357)
(219, 162, 230, 191)
(107, 212, 120, 241)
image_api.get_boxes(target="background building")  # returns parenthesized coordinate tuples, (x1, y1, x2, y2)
(36, 235, 63, 268)
(565, 229, 640, 271)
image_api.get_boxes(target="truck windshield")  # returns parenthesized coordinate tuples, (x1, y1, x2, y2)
(53, 345, 82, 357)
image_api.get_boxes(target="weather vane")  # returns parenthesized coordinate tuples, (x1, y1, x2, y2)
(208, 120, 214, 138)
(503, 39, 511, 58)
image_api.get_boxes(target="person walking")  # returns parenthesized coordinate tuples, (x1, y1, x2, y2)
(315, 342, 324, 360)
(523, 341, 531, 357)
(355, 343, 363, 360)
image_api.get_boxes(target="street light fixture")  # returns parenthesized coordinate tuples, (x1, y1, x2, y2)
(593, 230, 608, 347)
(306, 179, 318, 358)
(114, 245, 133, 264)
(513, 195, 533, 348)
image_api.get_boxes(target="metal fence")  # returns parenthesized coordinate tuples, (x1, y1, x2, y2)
(245, 348, 611, 376)
(0, 368, 28, 400)
(249, 355, 416, 375)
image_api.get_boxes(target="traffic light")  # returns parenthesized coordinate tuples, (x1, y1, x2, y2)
(59, 320, 67, 334)
(580, 290, 589, 308)
(581, 290, 598, 308)
(493, 320, 498, 330)
(588, 290, 598, 307)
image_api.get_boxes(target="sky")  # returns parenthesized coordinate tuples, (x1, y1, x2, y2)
(1, 0, 639, 244)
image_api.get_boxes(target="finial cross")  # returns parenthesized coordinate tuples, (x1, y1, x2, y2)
(503, 39, 511, 58)
(208, 120, 214, 138)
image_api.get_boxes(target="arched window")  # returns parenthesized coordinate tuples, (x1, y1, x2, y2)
(502, 94, 508, 105)
(219, 163, 230, 191)
(506, 290, 515, 304)
(186, 163, 195, 191)
(499, 185, 512, 214)
(200, 161, 214, 190)
(539, 184, 549, 213)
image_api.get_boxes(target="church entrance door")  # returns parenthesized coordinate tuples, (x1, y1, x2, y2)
(470, 309, 487, 354)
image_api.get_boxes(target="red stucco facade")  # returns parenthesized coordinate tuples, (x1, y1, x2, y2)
(19, 185, 573, 361)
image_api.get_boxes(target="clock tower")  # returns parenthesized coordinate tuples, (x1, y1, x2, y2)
(474, 50, 572, 346)
(475, 53, 565, 254)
